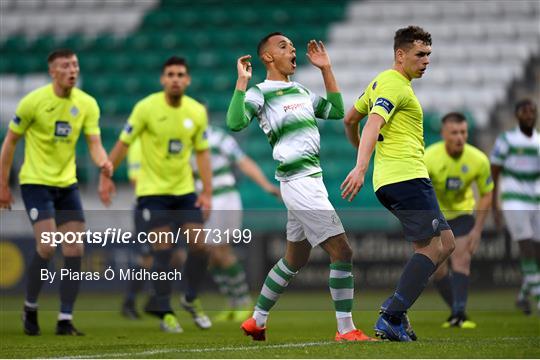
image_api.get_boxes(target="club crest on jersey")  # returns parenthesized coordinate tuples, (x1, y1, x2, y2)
(461, 165, 469, 173)
(168, 139, 183, 154)
(54, 121, 72, 137)
(184, 118, 194, 129)
(374, 97, 394, 114)
(276, 90, 284, 96)
(70, 106, 79, 117)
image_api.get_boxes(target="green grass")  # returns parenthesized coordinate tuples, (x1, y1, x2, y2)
(1, 290, 539, 358)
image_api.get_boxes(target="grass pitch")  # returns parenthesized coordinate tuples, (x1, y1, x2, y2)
(1, 290, 538, 358)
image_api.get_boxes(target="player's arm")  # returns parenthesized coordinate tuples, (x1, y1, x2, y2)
(344, 106, 367, 148)
(237, 156, 280, 198)
(469, 190, 492, 253)
(0, 129, 22, 209)
(227, 55, 255, 131)
(341, 113, 385, 201)
(490, 164, 503, 228)
(306, 40, 344, 120)
(86, 134, 113, 177)
(97, 140, 129, 207)
(194, 149, 212, 216)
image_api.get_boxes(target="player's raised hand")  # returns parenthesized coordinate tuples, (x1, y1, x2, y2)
(0, 184, 13, 210)
(306, 40, 331, 69)
(98, 173, 116, 207)
(237, 55, 252, 80)
(340, 166, 365, 202)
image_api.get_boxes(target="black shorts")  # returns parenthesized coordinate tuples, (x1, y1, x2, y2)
(447, 214, 475, 238)
(20, 184, 85, 225)
(375, 178, 450, 242)
(136, 193, 203, 232)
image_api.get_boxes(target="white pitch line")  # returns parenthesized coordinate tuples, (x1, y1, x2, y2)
(57, 340, 337, 359)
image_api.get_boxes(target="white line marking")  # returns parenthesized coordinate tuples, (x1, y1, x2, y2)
(58, 340, 337, 359)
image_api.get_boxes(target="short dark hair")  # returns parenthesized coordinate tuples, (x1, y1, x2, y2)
(162, 56, 189, 73)
(257, 32, 285, 57)
(394, 26, 432, 52)
(47, 49, 76, 64)
(514, 98, 537, 115)
(442, 112, 467, 124)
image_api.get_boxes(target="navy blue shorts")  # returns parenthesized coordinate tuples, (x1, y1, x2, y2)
(447, 214, 475, 238)
(20, 184, 85, 225)
(136, 193, 203, 232)
(375, 178, 450, 242)
(132, 204, 152, 256)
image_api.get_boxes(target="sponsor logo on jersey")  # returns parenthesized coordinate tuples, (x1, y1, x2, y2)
(184, 118, 194, 129)
(202, 130, 208, 139)
(372, 81, 377, 90)
(283, 102, 308, 112)
(168, 139, 183, 154)
(54, 121, 72, 137)
(445, 177, 462, 190)
(374, 97, 394, 114)
(486, 175, 493, 185)
(12, 116, 21, 125)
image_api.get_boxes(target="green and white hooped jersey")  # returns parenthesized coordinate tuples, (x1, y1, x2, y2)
(246, 80, 333, 181)
(491, 127, 540, 210)
(194, 125, 245, 197)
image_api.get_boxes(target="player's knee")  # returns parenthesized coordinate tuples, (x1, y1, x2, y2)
(441, 230, 455, 257)
(62, 243, 84, 257)
(37, 244, 56, 260)
(331, 242, 353, 263)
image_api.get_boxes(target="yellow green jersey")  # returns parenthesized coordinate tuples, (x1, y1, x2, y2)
(119, 92, 209, 197)
(9, 84, 100, 187)
(354, 69, 428, 191)
(425, 141, 494, 220)
(127, 138, 142, 182)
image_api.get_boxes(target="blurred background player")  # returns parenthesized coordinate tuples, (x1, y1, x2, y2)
(490, 99, 539, 315)
(0, 49, 112, 336)
(99, 56, 212, 333)
(425, 112, 494, 328)
(120, 138, 187, 320)
(192, 123, 280, 322)
(341, 26, 455, 341)
(227, 33, 373, 342)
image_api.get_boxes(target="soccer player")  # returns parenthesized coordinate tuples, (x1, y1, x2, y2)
(193, 124, 280, 322)
(491, 99, 539, 314)
(341, 26, 455, 341)
(425, 112, 493, 328)
(99, 56, 212, 333)
(0, 49, 112, 335)
(227, 32, 373, 342)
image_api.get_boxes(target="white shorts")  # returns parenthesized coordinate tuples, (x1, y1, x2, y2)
(205, 191, 242, 246)
(503, 210, 540, 242)
(281, 175, 345, 247)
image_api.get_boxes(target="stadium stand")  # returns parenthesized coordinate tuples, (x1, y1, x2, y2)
(1, 0, 538, 210)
